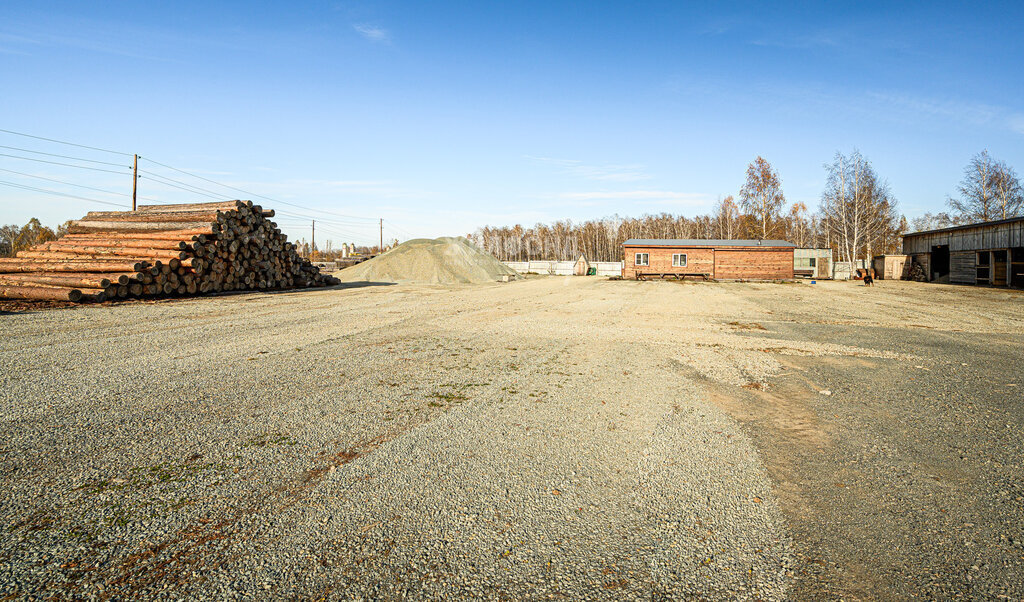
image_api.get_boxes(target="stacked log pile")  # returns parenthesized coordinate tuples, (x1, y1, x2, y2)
(0, 200, 339, 302)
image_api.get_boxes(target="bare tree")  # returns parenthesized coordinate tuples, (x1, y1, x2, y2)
(785, 202, 812, 247)
(991, 158, 1024, 219)
(949, 150, 1024, 222)
(909, 211, 960, 232)
(738, 156, 785, 239)
(819, 150, 900, 262)
(712, 195, 741, 239)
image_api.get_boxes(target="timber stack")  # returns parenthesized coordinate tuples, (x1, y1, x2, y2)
(0, 200, 339, 302)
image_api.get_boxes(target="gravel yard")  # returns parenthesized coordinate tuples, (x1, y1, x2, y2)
(1, 277, 1022, 599)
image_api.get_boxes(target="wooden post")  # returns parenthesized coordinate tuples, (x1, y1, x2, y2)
(379, 218, 383, 253)
(311, 220, 315, 261)
(132, 154, 138, 211)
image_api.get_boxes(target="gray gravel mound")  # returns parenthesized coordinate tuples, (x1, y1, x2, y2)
(337, 237, 518, 284)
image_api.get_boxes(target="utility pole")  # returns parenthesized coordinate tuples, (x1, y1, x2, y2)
(379, 218, 383, 253)
(311, 220, 315, 260)
(132, 154, 138, 211)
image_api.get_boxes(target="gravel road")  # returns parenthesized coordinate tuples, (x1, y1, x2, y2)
(1, 277, 1021, 599)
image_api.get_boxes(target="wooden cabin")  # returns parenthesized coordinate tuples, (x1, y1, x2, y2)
(622, 239, 795, 280)
(902, 217, 1024, 287)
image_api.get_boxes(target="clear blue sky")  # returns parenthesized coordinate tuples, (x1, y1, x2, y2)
(2, 1, 1022, 246)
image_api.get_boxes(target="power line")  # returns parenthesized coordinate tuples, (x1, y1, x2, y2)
(0, 179, 132, 208)
(0, 128, 131, 156)
(137, 170, 236, 200)
(274, 208, 379, 228)
(0, 167, 132, 199)
(138, 156, 379, 221)
(0, 152, 131, 174)
(0, 144, 132, 167)
(138, 175, 233, 200)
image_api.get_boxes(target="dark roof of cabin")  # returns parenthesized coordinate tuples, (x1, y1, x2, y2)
(903, 215, 1024, 238)
(622, 239, 796, 248)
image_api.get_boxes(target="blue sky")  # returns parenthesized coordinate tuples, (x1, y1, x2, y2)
(2, 1, 1022, 246)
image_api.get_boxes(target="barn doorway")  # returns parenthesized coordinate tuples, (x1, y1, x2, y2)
(930, 245, 949, 281)
(1012, 248, 1024, 288)
(992, 250, 1008, 286)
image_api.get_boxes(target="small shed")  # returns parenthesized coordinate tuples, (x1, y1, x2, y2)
(622, 239, 795, 280)
(872, 255, 909, 280)
(573, 254, 590, 276)
(794, 248, 832, 279)
(902, 216, 1024, 287)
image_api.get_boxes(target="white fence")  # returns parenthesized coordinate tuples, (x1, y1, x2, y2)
(831, 260, 867, 280)
(503, 260, 623, 277)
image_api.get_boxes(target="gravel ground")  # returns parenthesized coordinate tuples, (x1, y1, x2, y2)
(1, 276, 1021, 599)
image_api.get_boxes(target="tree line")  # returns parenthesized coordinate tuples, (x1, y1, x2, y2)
(473, 149, 1022, 263)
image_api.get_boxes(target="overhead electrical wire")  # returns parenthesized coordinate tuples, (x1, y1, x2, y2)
(0, 179, 131, 208)
(0, 145, 131, 167)
(0, 166, 132, 199)
(139, 155, 379, 222)
(138, 176, 233, 200)
(138, 169, 236, 199)
(0, 128, 132, 156)
(0, 152, 131, 174)
(0, 129, 414, 236)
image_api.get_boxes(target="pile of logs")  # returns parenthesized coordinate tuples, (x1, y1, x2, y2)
(0, 200, 339, 302)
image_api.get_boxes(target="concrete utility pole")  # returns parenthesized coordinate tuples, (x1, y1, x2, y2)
(379, 218, 383, 253)
(311, 220, 315, 260)
(132, 154, 138, 211)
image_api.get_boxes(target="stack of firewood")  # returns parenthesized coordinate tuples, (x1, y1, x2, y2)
(0, 200, 339, 302)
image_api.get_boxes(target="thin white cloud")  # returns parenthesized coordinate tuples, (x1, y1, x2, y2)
(1009, 114, 1024, 135)
(528, 156, 652, 182)
(353, 23, 390, 43)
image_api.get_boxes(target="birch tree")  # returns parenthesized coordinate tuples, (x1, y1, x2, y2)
(819, 150, 899, 263)
(738, 156, 785, 239)
(991, 158, 1024, 219)
(949, 150, 1023, 221)
(712, 195, 742, 239)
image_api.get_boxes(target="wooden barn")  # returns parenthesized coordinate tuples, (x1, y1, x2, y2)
(902, 216, 1024, 287)
(622, 239, 795, 280)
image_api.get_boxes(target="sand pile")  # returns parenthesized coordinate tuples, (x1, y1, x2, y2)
(336, 237, 518, 284)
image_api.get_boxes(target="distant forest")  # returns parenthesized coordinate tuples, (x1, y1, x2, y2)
(472, 151, 1023, 263)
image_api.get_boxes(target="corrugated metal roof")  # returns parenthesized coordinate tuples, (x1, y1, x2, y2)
(622, 239, 796, 247)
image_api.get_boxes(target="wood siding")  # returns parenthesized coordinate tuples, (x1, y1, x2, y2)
(950, 251, 975, 284)
(714, 249, 794, 279)
(872, 255, 909, 280)
(623, 247, 714, 280)
(904, 219, 1024, 254)
(623, 245, 794, 280)
(910, 253, 930, 280)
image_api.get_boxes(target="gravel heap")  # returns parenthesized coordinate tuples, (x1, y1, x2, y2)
(336, 237, 518, 284)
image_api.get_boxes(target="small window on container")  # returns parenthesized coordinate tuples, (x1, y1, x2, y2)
(809, 258, 816, 267)
(672, 253, 687, 267)
(635, 253, 649, 266)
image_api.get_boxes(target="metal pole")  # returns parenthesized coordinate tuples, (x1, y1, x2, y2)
(132, 154, 138, 211)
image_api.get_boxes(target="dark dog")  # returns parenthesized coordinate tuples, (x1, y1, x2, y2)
(864, 271, 874, 286)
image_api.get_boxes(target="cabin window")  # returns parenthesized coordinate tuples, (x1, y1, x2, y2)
(672, 253, 687, 267)
(809, 258, 816, 267)
(635, 253, 649, 266)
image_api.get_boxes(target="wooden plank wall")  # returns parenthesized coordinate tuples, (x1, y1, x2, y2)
(714, 249, 794, 279)
(950, 251, 975, 284)
(910, 253, 930, 279)
(622, 247, 714, 279)
(904, 219, 1024, 254)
